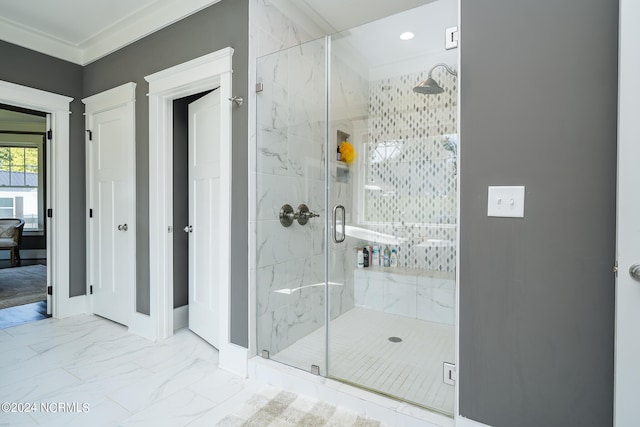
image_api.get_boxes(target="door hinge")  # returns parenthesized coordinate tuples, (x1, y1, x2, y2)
(47, 129, 53, 140)
(47, 286, 53, 295)
(90, 285, 93, 295)
(613, 260, 619, 277)
(89, 209, 93, 218)
(86, 130, 93, 141)
(256, 83, 264, 93)
(47, 208, 53, 218)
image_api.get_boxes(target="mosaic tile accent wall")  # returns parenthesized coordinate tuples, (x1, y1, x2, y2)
(365, 67, 458, 272)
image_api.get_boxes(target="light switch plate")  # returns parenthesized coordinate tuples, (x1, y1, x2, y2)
(487, 186, 525, 218)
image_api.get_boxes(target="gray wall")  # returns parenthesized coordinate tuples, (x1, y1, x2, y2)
(459, 1, 617, 426)
(0, 41, 86, 297)
(83, 0, 249, 345)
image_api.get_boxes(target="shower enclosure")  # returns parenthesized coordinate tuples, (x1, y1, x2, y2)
(255, 0, 458, 415)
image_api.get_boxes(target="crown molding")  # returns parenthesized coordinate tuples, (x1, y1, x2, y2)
(0, 0, 221, 66)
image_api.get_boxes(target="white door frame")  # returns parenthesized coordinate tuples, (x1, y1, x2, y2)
(83, 82, 137, 326)
(145, 47, 248, 376)
(0, 80, 82, 318)
(614, 1, 639, 425)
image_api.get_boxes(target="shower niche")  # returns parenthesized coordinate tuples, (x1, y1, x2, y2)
(336, 130, 350, 183)
(255, 0, 458, 416)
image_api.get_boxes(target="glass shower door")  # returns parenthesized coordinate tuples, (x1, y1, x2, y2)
(326, 1, 458, 415)
(254, 0, 458, 415)
(255, 37, 328, 374)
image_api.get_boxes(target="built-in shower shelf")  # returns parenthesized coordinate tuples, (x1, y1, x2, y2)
(336, 161, 350, 183)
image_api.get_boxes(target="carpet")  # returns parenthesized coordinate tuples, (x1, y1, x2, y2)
(0, 264, 47, 309)
(218, 390, 384, 427)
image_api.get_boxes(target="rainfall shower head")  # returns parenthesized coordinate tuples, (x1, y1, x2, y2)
(413, 77, 444, 94)
(413, 63, 457, 95)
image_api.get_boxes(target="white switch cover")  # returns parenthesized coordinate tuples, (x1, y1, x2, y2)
(487, 186, 525, 218)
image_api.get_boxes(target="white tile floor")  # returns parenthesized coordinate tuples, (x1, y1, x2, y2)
(0, 312, 454, 427)
(0, 315, 288, 426)
(271, 308, 455, 414)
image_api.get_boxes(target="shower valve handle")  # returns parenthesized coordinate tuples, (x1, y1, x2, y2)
(279, 204, 319, 227)
(296, 204, 318, 225)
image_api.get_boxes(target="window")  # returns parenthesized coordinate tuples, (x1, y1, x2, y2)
(0, 139, 44, 231)
(0, 197, 13, 217)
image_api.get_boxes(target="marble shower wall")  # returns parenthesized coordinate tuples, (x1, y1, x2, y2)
(251, 1, 368, 356)
(364, 67, 458, 272)
(250, 0, 458, 358)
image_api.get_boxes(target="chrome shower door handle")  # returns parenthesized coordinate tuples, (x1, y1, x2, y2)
(332, 205, 346, 243)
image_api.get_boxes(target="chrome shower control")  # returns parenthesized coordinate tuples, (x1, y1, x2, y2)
(296, 204, 319, 225)
(279, 204, 295, 227)
(630, 264, 640, 282)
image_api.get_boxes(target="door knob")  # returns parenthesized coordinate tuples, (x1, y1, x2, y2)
(630, 264, 640, 281)
(183, 225, 193, 233)
(117, 224, 128, 231)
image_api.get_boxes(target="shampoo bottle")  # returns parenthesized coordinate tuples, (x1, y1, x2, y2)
(383, 246, 391, 267)
(357, 248, 364, 268)
(372, 245, 380, 266)
(390, 248, 398, 267)
(363, 247, 369, 268)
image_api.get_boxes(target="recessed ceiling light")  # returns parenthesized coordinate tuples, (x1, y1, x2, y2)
(400, 32, 415, 41)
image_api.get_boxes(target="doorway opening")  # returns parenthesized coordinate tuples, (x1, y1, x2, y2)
(0, 103, 50, 328)
(171, 89, 213, 332)
(146, 47, 246, 376)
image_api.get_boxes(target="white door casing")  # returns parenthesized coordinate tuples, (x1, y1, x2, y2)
(83, 82, 136, 327)
(145, 48, 247, 376)
(46, 114, 53, 316)
(188, 89, 221, 348)
(0, 80, 78, 318)
(615, 1, 640, 426)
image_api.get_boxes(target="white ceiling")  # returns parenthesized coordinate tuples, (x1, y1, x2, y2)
(0, 0, 221, 65)
(0, 0, 457, 71)
(331, 1, 457, 78)
(270, 0, 457, 80)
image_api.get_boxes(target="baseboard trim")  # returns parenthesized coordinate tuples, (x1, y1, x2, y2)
(173, 305, 189, 331)
(219, 343, 248, 377)
(128, 311, 156, 341)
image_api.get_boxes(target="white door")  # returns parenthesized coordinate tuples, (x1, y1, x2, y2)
(85, 88, 135, 327)
(187, 89, 221, 348)
(615, 1, 640, 425)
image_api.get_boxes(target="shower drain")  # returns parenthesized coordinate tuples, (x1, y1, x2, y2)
(388, 337, 402, 343)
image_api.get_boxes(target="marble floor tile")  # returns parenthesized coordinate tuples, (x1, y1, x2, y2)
(0, 313, 415, 427)
(119, 389, 217, 427)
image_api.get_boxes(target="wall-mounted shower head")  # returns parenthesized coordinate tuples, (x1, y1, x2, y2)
(442, 137, 457, 155)
(413, 63, 457, 95)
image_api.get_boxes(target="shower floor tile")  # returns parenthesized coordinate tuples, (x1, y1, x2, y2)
(270, 307, 455, 414)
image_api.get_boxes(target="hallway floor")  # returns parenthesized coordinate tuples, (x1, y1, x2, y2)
(0, 300, 49, 329)
(0, 315, 385, 426)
